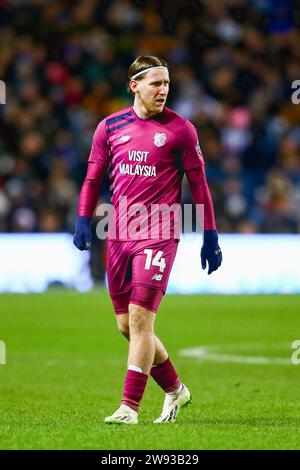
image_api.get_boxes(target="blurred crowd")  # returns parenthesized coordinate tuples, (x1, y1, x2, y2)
(1, 0, 300, 239)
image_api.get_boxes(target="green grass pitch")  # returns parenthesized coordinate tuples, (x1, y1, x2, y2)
(1, 291, 300, 450)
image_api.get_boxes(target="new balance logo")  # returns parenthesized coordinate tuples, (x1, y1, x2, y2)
(195, 142, 204, 163)
(152, 274, 163, 281)
(119, 135, 131, 143)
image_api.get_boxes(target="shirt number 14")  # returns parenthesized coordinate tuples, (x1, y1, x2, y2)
(144, 249, 166, 272)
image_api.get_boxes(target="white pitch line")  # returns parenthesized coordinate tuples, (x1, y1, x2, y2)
(179, 343, 292, 365)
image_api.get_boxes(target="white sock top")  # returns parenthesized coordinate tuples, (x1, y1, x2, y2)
(128, 364, 143, 373)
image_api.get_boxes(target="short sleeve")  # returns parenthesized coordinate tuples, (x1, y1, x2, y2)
(181, 120, 205, 171)
(88, 119, 110, 166)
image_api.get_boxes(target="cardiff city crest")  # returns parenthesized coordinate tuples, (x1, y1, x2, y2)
(154, 132, 167, 147)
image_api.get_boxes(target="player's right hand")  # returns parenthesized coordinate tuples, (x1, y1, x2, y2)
(73, 216, 91, 250)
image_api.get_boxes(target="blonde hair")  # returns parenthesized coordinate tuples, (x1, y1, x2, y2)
(127, 55, 169, 93)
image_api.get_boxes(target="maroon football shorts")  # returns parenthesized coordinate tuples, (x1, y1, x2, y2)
(107, 238, 179, 314)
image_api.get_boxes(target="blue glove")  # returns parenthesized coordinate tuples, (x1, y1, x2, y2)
(73, 216, 91, 251)
(201, 230, 222, 275)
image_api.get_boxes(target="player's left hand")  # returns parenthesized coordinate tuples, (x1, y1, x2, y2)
(201, 230, 222, 275)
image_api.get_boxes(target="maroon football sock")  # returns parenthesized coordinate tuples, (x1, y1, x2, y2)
(121, 369, 148, 412)
(150, 357, 181, 393)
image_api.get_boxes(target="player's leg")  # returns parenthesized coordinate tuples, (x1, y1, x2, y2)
(127, 303, 156, 374)
(115, 285, 190, 423)
(105, 241, 140, 424)
(130, 239, 191, 423)
(118, 302, 167, 422)
(105, 303, 155, 425)
(105, 241, 166, 424)
(108, 296, 190, 424)
(106, 288, 183, 424)
(105, 239, 191, 423)
(115, 309, 190, 423)
(116, 313, 168, 364)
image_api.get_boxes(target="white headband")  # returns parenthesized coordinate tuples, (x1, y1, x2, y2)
(130, 66, 168, 80)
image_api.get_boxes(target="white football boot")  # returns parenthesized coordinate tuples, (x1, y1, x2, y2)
(153, 384, 192, 423)
(104, 404, 138, 425)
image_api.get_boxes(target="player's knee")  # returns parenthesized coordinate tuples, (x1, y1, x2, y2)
(129, 304, 153, 334)
(118, 323, 130, 339)
(116, 317, 130, 339)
